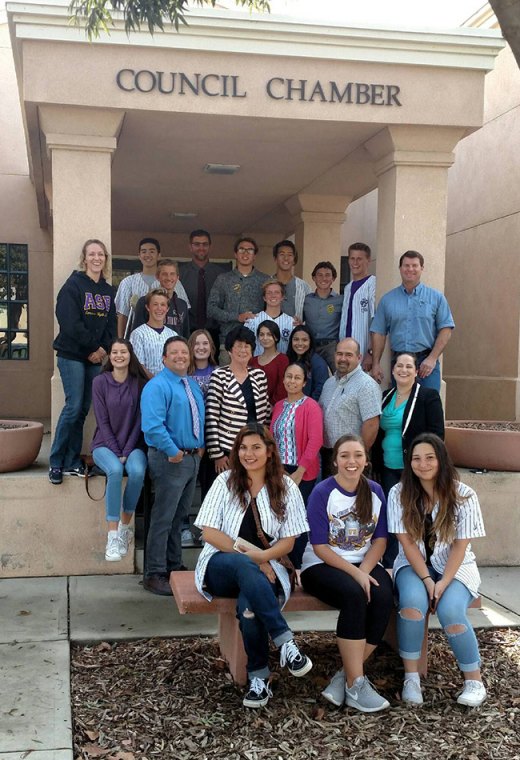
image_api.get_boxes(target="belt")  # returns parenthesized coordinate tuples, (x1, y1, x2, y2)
(149, 446, 199, 455)
(392, 348, 432, 359)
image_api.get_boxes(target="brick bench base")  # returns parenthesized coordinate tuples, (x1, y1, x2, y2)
(170, 570, 480, 686)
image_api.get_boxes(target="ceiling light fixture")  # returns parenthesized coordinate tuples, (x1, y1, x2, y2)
(172, 212, 198, 218)
(204, 163, 241, 175)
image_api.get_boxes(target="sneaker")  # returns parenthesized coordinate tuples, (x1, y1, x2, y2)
(105, 532, 121, 562)
(63, 465, 86, 478)
(457, 680, 487, 707)
(118, 526, 133, 557)
(345, 676, 390, 713)
(279, 639, 313, 678)
(48, 467, 63, 485)
(322, 669, 345, 707)
(243, 677, 272, 708)
(402, 677, 424, 705)
(181, 528, 194, 547)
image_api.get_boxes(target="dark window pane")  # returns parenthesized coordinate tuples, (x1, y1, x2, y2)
(9, 244, 28, 272)
(9, 331, 28, 359)
(0, 244, 6, 270)
(0, 273, 7, 300)
(11, 273, 28, 301)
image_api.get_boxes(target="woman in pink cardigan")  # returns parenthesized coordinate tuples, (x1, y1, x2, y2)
(271, 362, 323, 566)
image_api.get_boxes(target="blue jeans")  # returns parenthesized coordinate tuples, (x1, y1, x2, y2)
(205, 552, 294, 679)
(92, 447, 147, 522)
(50, 357, 101, 469)
(395, 565, 481, 672)
(145, 448, 200, 576)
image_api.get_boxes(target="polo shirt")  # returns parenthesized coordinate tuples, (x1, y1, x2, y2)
(303, 290, 343, 341)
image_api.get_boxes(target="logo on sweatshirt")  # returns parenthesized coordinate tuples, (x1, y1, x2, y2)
(84, 293, 112, 312)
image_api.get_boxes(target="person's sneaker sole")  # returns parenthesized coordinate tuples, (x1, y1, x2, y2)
(345, 695, 390, 713)
(288, 656, 313, 678)
(243, 693, 270, 708)
(105, 552, 121, 561)
(321, 686, 344, 707)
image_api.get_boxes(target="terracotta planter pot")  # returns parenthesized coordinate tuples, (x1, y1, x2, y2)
(445, 422, 520, 473)
(0, 420, 44, 473)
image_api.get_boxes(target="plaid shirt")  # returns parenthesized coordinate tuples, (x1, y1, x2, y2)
(319, 364, 381, 448)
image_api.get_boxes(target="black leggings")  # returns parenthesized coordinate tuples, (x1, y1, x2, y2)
(301, 562, 394, 644)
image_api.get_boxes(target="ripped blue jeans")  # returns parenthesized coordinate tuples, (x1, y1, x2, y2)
(205, 551, 293, 679)
(395, 564, 481, 672)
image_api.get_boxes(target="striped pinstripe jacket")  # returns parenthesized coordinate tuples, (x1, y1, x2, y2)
(205, 366, 269, 459)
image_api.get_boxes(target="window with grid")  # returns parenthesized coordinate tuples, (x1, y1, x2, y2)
(0, 243, 29, 360)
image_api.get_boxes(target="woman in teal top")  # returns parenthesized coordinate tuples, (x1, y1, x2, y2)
(372, 352, 445, 567)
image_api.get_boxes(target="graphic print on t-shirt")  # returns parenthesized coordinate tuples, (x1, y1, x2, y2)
(329, 509, 376, 552)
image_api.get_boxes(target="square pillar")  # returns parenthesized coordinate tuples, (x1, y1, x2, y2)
(40, 107, 122, 441)
(365, 126, 465, 298)
(285, 194, 351, 282)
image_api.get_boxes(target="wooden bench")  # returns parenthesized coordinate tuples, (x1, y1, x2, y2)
(170, 571, 480, 686)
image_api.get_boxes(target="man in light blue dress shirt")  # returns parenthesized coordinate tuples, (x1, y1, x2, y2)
(370, 251, 454, 391)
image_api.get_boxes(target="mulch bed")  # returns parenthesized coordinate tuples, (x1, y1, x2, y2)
(72, 629, 520, 759)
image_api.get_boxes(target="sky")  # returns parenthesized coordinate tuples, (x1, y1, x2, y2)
(259, 0, 486, 30)
(0, 0, 487, 29)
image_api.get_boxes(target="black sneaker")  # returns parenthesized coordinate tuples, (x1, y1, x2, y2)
(243, 677, 272, 708)
(48, 467, 63, 485)
(279, 639, 313, 677)
(63, 465, 86, 478)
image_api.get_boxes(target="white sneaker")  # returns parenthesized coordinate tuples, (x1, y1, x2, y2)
(105, 531, 121, 562)
(345, 676, 390, 713)
(457, 680, 487, 707)
(321, 669, 345, 707)
(118, 526, 133, 557)
(181, 528, 194, 547)
(402, 677, 424, 705)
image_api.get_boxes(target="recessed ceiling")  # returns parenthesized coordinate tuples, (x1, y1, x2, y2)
(110, 110, 381, 235)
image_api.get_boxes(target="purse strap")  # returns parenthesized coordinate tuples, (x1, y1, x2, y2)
(84, 468, 107, 502)
(250, 497, 271, 549)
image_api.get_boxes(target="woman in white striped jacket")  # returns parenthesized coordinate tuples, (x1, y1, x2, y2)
(387, 433, 486, 708)
(205, 326, 269, 473)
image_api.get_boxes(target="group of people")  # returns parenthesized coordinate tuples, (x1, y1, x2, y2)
(48, 233, 486, 713)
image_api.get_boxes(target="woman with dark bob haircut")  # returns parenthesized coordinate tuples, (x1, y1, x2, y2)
(387, 433, 486, 707)
(249, 319, 289, 406)
(286, 324, 329, 401)
(91, 338, 148, 561)
(205, 326, 269, 473)
(194, 423, 312, 708)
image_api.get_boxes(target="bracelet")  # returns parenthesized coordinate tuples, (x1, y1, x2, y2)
(421, 575, 431, 581)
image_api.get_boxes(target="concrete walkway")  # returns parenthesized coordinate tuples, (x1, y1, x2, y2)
(1, 567, 520, 757)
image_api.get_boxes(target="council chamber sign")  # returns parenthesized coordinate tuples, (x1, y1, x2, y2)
(115, 69, 402, 107)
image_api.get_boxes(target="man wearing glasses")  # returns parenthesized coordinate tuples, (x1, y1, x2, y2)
(178, 230, 224, 347)
(272, 240, 312, 321)
(208, 237, 269, 365)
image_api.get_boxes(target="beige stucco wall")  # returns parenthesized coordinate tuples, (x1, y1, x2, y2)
(0, 23, 53, 419)
(444, 44, 520, 420)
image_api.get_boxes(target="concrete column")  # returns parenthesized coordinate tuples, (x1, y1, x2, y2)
(364, 126, 466, 389)
(364, 126, 466, 298)
(39, 106, 123, 440)
(285, 194, 351, 282)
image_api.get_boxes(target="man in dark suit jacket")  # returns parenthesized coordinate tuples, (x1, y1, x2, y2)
(178, 229, 224, 347)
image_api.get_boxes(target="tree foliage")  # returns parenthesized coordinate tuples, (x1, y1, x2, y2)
(69, 0, 270, 39)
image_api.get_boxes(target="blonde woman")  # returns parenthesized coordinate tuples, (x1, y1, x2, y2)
(49, 239, 116, 485)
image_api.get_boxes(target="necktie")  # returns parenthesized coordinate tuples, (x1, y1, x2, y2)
(197, 267, 207, 328)
(181, 376, 200, 439)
